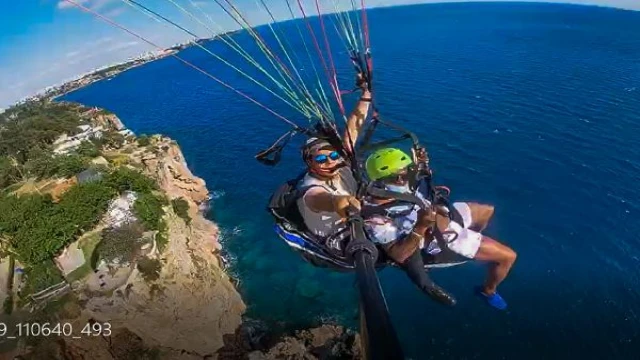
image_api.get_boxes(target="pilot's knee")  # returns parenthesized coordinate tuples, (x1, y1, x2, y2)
(485, 204, 495, 218)
(477, 204, 494, 222)
(505, 247, 517, 264)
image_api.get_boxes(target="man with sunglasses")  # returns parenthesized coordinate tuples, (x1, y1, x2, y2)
(363, 148, 517, 310)
(296, 80, 372, 253)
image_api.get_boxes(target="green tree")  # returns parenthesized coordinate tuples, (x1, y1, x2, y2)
(103, 131, 125, 149)
(171, 198, 191, 225)
(23, 260, 65, 295)
(93, 222, 146, 266)
(3, 295, 13, 315)
(0, 156, 21, 188)
(137, 257, 162, 282)
(133, 193, 167, 231)
(57, 154, 89, 178)
(57, 181, 116, 233)
(0, 180, 115, 265)
(137, 135, 150, 147)
(76, 140, 100, 158)
(0, 194, 58, 264)
(0, 101, 82, 164)
(106, 167, 157, 194)
(23, 148, 57, 179)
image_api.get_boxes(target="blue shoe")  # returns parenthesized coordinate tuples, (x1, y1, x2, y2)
(475, 286, 507, 310)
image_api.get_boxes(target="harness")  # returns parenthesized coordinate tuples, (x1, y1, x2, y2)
(362, 178, 465, 250)
(267, 171, 353, 260)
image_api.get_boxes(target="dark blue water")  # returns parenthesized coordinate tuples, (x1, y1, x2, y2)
(62, 2, 640, 359)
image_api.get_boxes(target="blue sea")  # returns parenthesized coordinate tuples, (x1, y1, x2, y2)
(62, 2, 640, 359)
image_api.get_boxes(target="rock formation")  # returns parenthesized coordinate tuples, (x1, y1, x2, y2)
(76, 136, 245, 357)
(10, 114, 360, 360)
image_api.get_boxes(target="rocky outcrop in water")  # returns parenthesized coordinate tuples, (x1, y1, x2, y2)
(217, 322, 362, 360)
(249, 325, 362, 360)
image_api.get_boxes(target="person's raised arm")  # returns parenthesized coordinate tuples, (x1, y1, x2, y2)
(343, 74, 372, 152)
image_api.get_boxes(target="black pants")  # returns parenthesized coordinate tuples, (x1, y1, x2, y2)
(399, 250, 436, 292)
(398, 249, 457, 306)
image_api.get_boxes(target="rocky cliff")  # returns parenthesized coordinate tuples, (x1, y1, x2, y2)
(12, 119, 360, 360)
(78, 136, 245, 357)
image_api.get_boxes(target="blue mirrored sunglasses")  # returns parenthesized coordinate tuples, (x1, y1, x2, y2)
(314, 151, 341, 164)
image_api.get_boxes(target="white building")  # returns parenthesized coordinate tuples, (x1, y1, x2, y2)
(104, 191, 138, 228)
(118, 129, 135, 138)
(53, 125, 104, 155)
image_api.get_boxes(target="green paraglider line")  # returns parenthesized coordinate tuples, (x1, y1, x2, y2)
(313, 0, 346, 116)
(284, 0, 336, 123)
(62, 0, 302, 130)
(123, 0, 314, 118)
(166, 0, 318, 118)
(182, 0, 323, 119)
(256, 0, 328, 120)
(212, 0, 306, 108)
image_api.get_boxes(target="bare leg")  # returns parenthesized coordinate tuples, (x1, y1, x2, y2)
(473, 236, 517, 294)
(466, 203, 494, 232)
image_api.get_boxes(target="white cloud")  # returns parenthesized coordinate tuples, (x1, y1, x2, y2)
(106, 41, 140, 52)
(104, 6, 125, 18)
(95, 36, 114, 45)
(67, 51, 99, 65)
(90, 0, 117, 11)
(57, 0, 89, 10)
(65, 50, 81, 58)
(56, 0, 116, 11)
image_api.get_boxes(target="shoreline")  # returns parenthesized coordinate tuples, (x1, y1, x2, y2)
(1, 102, 360, 359)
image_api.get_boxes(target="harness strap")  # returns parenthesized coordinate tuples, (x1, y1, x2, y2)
(365, 184, 430, 209)
(431, 224, 458, 250)
(256, 129, 299, 166)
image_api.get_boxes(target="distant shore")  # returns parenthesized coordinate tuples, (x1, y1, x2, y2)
(48, 48, 180, 102)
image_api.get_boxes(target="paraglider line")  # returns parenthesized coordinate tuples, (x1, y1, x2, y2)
(62, 0, 300, 130)
(360, 0, 373, 77)
(127, 0, 313, 118)
(295, 0, 341, 114)
(313, 0, 345, 116)
(220, 0, 297, 83)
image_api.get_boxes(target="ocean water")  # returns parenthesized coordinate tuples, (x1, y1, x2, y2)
(62, 2, 640, 359)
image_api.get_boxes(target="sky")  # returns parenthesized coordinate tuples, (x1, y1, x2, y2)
(0, 0, 638, 109)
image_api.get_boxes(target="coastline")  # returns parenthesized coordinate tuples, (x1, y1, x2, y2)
(2, 105, 359, 359)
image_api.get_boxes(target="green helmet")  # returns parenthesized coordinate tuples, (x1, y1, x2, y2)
(365, 148, 413, 181)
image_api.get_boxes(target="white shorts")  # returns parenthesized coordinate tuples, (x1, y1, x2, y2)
(443, 202, 483, 259)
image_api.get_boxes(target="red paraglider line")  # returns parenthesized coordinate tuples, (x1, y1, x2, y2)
(360, 0, 373, 75)
(313, 0, 345, 116)
(295, 0, 343, 115)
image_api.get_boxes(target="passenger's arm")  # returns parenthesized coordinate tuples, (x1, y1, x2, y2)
(382, 210, 435, 263)
(383, 232, 423, 264)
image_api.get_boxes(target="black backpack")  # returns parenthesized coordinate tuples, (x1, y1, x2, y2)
(267, 172, 307, 231)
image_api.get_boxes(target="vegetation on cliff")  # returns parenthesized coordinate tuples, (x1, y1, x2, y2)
(0, 101, 169, 296)
(171, 197, 191, 225)
(1, 100, 251, 360)
(0, 101, 131, 189)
